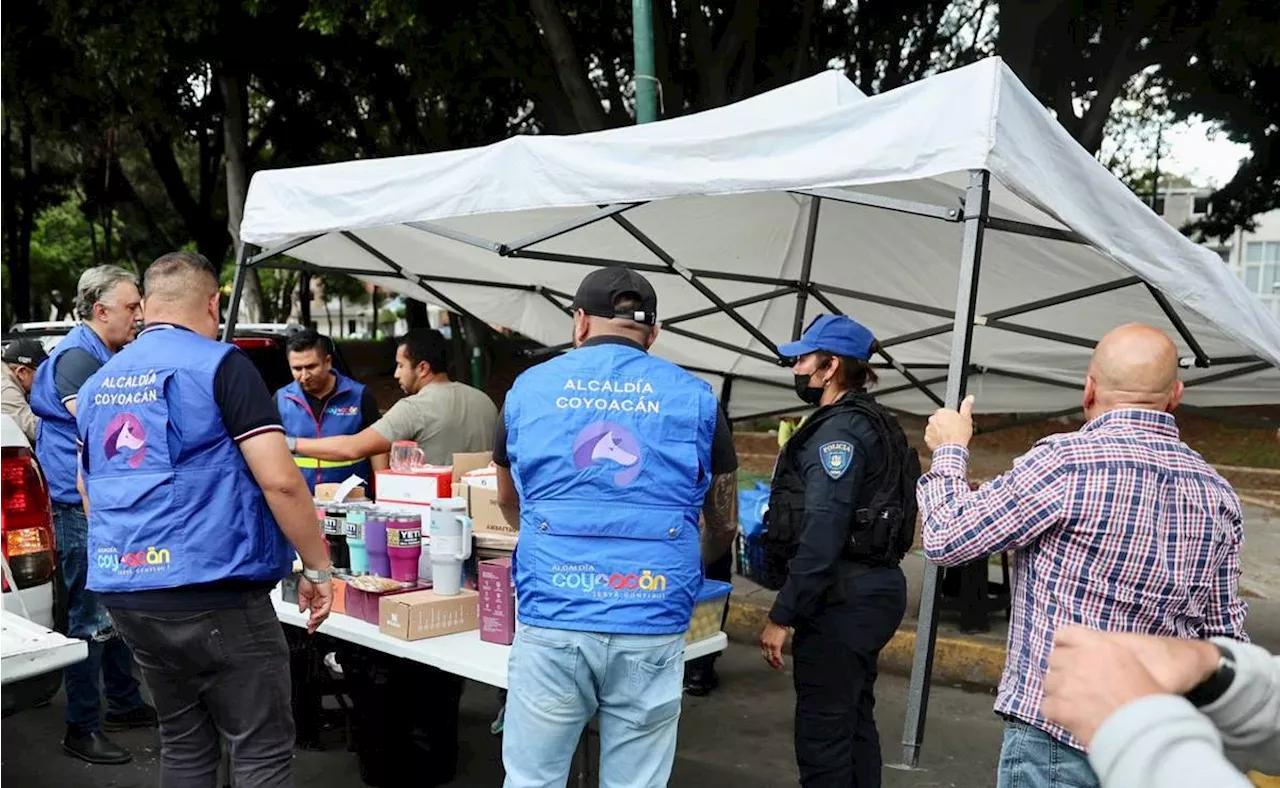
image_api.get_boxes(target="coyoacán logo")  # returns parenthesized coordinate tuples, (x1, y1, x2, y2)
(103, 413, 147, 469)
(571, 421, 643, 486)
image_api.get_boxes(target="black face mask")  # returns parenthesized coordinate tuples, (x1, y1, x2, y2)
(793, 374, 825, 406)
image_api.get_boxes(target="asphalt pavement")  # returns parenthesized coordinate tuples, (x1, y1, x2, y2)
(1, 640, 1006, 788)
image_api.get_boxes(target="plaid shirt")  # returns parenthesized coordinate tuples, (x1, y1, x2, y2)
(919, 408, 1248, 750)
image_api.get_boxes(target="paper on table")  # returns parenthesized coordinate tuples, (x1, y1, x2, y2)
(332, 475, 366, 503)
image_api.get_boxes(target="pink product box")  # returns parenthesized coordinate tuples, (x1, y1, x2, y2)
(345, 583, 427, 625)
(478, 558, 515, 645)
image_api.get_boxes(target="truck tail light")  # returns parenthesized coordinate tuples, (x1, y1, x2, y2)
(2, 445, 56, 591)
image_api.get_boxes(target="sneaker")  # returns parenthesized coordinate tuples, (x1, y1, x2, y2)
(102, 704, 159, 732)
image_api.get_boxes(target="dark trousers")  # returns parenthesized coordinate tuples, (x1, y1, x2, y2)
(108, 594, 294, 788)
(687, 548, 734, 674)
(339, 645, 465, 788)
(792, 566, 907, 788)
(54, 502, 144, 732)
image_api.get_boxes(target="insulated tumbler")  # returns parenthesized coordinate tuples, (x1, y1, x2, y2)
(365, 510, 391, 578)
(385, 515, 423, 583)
(323, 504, 349, 571)
(344, 505, 369, 575)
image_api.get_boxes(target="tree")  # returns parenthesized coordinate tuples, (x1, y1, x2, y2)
(1164, 1, 1280, 238)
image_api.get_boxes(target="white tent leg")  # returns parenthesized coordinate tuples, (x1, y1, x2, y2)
(898, 169, 990, 769)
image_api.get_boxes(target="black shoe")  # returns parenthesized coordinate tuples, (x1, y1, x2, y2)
(103, 704, 158, 731)
(684, 664, 720, 697)
(62, 729, 133, 765)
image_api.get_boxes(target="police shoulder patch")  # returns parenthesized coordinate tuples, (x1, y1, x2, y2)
(818, 441, 854, 479)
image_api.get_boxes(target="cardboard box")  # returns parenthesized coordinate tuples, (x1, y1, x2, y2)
(315, 482, 366, 502)
(379, 589, 479, 641)
(345, 582, 425, 625)
(468, 486, 515, 537)
(375, 466, 452, 505)
(478, 558, 515, 645)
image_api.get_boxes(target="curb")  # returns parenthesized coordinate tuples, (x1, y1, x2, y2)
(724, 596, 1005, 690)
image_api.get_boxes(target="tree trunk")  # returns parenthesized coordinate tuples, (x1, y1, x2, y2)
(527, 0, 607, 131)
(405, 299, 431, 329)
(0, 99, 16, 326)
(218, 68, 264, 322)
(15, 111, 35, 323)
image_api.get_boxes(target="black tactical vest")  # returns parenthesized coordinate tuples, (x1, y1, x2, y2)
(757, 392, 921, 591)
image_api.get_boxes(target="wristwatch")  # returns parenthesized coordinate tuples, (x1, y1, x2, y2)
(1185, 642, 1236, 707)
(285, 436, 298, 454)
(302, 566, 333, 583)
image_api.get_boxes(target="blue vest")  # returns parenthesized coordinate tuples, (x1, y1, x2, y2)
(276, 373, 372, 493)
(76, 326, 293, 592)
(505, 342, 718, 635)
(31, 324, 114, 504)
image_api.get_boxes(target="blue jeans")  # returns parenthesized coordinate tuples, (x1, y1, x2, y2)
(501, 624, 685, 788)
(54, 503, 145, 732)
(997, 719, 1099, 788)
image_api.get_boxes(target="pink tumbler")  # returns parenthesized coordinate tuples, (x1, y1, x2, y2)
(385, 515, 423, 583)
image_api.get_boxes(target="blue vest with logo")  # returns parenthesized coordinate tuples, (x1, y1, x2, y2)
(276, 373, 372, 493)
(31, 324, 114, 504)
(504, 341, 718, 635)
(76, 326, 293, 592)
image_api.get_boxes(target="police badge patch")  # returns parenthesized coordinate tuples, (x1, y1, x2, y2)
(818, 441, 854, 479)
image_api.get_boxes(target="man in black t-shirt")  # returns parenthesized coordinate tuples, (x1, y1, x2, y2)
(492, 344, 741, 698)
(80, 252, 334, 787)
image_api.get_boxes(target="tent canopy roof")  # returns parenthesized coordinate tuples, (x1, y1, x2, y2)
(239, 57, 1280, 418)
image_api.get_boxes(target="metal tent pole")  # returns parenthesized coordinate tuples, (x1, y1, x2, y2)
(221, 243, 257, 343)
(793, 196, 822, 340)
(898, 169, 991, 769)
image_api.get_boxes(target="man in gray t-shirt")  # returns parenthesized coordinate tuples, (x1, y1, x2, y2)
(288, 329, 497, 469)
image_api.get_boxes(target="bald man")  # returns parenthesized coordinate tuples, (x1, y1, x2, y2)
(917, 323, 1248, 788)
(75, 251, 334, 787)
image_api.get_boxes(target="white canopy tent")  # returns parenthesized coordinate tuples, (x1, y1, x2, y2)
(233, 56, 1280, 765)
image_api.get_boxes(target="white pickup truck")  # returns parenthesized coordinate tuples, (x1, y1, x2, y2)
(1, 413, 86, 714)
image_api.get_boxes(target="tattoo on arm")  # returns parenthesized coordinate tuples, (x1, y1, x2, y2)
(703, 472, 739, 535)
(701, 471, 739, 562)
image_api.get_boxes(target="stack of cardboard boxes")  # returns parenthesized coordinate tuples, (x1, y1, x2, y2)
(363, 451, 516, 644)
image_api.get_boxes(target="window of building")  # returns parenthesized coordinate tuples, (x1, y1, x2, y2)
(1192, 195, 1211, 215)
(1244, 241, 1280, 295)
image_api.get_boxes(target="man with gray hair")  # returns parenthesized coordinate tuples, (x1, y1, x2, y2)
(31, 264, 153, 765)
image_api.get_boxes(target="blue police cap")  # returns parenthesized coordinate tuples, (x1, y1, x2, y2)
(777, 314, 876, 361)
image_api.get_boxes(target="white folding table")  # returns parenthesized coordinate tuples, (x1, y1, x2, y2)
(273, 588, 729, 785)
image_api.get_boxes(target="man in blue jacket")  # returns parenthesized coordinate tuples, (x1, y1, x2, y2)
(76, 251, 334, 787)
(494, 267, 739, 788)
(29, 264, 153, 765)
(275, 328, 384, 494)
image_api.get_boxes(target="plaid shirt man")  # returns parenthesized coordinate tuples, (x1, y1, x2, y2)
(919, 408, 1248, 749)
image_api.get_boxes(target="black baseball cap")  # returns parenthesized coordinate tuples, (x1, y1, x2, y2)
(571, 267, 658, 325)
(2, 339, 48, 368)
